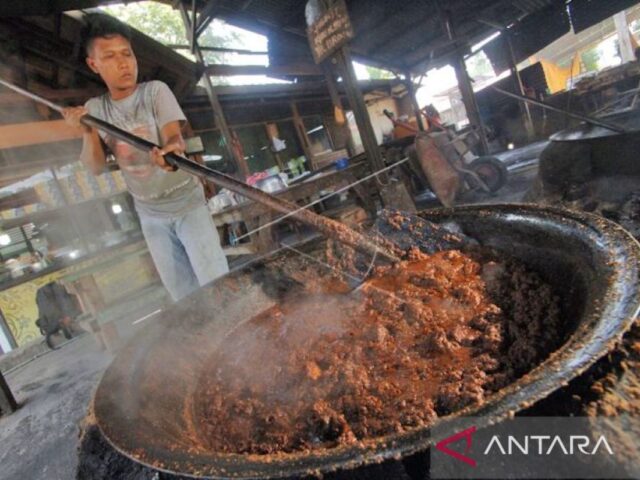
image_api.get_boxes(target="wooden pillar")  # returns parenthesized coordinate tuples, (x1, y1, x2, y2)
(332, 47, 386, 173)
(323, 63, 354, 154)
(505, 29, 535, 141)
(0, 311, 17, 351)
(323, 63, 346, 125)
(614, 11, 635, 64)
(20, 225, 35, 255)
(440, 10, 490, 155)
(453, 57, 489, 154)
(405, 70, 425, 131)
(183, 121, 217, 198)
(201, 74, 250, 179)
(264, 123, 284, 171)
(179, 4, 250, 179)
(290, 101, 314, 167)
(0, 370, 17, 415)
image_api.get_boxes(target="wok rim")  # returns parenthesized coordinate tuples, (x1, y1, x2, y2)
(93, 203, 640, 479)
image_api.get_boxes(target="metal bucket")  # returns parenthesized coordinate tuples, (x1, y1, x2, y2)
(93, 204, 640, 479)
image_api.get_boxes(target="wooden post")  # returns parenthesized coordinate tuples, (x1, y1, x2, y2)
(332, 47, 386, 173)
(323, 63, 346, 125)
(504, 29, 535, 141)
(453, 56, 489, 155)
(323, 63, 354, 154)
(614, 11, 635, 64)
(183, 121, 217, 198)
(264, 123, 284, 171)
(179, 4, 250, 179)
(0, 311, 17, 350)
(0, 370, 18, 415)
(405, 70, 425, 131)
(290, 101, 314, 167)
(305, 0, 383, 171)
(440, 9, 490, 155)
(190, 0, 197, 55)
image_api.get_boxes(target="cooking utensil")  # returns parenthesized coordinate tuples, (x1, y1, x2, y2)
(93, 204, 640, 479)
(549, 108, 640, 142)
(255, 174, 286, 193)
(0, 78, 398, 264)
(491, 86, 628, 134)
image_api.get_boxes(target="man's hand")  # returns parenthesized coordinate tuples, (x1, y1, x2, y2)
(150, 142, 184, 172)
(62, 106, 92, 133)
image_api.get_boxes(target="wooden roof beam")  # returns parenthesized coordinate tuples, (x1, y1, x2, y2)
(195, 0, 221, 38)
(167, 45, 267, 55)
(0, 1, 145, 17)
(0, 18, 103, 86)
(206, 63, 322, 77)
(213, 7, 404, 73)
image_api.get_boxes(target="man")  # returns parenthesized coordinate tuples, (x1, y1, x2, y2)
(36, 281, 80, 348)
(63, 14, 228, 301)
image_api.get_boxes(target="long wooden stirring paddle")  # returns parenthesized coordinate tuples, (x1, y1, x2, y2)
(0, 78, 399, 263)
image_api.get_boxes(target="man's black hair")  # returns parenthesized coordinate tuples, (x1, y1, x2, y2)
(81, 13, 132, 55)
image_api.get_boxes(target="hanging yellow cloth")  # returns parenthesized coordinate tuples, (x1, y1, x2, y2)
(539, 53, 582, 94)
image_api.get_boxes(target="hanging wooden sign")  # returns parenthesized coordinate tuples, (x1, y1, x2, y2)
(307, 0, 354, 64)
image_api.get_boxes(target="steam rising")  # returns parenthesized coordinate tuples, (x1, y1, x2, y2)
(206, 293, 354, 405)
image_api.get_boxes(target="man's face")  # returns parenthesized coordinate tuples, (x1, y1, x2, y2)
(86, 34, 138, 91)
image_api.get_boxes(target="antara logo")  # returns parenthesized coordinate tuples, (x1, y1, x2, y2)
(435, 426, 477, 467)
(435, 427, 614, 467)
(484, 435, 614, 456)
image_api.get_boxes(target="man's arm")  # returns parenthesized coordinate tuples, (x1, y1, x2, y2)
(80, 127, 107, 175)
(154, 121, 218, 199)
(62, 106, 107, 175)
(149, 81, 189, 172)
(150, 120, 186, 171)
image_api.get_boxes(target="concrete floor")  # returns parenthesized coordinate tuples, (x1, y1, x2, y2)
(0, 155, 539, 480)
(0, 290, 166, 480)
(0, 336, 111, 480)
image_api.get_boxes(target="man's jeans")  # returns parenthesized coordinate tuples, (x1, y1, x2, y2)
(139, 204, 229, 301)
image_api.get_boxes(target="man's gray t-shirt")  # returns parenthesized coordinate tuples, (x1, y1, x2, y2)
(85, 80, 204, 217)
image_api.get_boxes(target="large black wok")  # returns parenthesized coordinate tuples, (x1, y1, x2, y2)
(93, 204, 640, 479)
(534, 109, 640, 198)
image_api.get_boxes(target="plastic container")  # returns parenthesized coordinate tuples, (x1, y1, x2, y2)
(335, 157, 349, 170)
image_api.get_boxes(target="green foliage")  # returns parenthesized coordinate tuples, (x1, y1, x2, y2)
(364, 65, 395, 80)
(581, 49, 600, 72)
(100, 1, 241, 64)
(465, 51, 494, 78)
(101, 2, 185, 44)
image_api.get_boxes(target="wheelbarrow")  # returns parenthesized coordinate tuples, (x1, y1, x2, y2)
(383, 109, 507, 207)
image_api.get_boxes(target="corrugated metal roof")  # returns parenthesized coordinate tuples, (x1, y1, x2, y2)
(210, 0, 564, 72)
(568, 0, 638, 33)
(512, 0, 561, 15)
(0, 0, 575, 73)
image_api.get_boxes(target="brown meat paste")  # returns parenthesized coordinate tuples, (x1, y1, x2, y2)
(193, 247, 561, 455)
